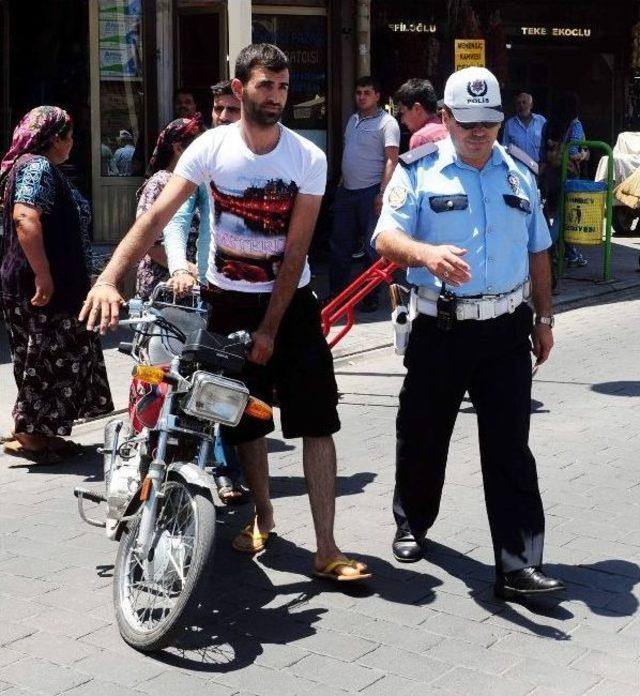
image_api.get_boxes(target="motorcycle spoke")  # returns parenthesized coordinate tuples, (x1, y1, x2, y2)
(118, 482, 203, 635)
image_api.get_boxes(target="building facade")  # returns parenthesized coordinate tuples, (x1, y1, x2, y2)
(1, 0, 639, 242)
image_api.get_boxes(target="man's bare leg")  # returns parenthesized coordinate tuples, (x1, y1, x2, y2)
(303, 435, 368, 576)
(236, 436, 274, 535)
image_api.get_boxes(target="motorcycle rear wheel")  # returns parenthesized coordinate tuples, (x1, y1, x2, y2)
(113, 479, 215, 652)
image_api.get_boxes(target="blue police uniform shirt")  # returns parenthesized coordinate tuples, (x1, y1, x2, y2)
(501, 113, 547, 163)
(372, 137, 551, 296)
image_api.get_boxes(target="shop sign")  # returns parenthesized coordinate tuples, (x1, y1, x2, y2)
(519, 26, 592, 38)
(388, 22, 437, 34)
(454, 39, 485, 71)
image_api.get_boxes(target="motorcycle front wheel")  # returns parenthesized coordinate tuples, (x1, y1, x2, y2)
(113, 478, 216, 652)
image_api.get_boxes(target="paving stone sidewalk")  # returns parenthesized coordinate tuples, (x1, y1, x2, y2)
(0, 286, 639, 694)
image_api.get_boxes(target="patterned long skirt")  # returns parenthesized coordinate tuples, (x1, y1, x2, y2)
(1, 298, 114, 437)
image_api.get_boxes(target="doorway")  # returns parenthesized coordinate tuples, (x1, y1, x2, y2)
(2, 0, 91, 194)
(175, 2, 226, 125)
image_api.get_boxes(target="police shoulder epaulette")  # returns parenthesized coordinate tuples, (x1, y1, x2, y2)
(507, 144, 539, 176)
(399, 142, 439, 168)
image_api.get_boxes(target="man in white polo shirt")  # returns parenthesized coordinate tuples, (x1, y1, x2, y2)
(328, 76, 400, 311)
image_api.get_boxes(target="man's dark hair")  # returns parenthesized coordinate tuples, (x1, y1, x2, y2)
(175, 87, 196, 100)
(235, 43, 289, 84)
(394, 78, 438, 114)
(356, 75, 381, 93)
(210, 80, 234, 98)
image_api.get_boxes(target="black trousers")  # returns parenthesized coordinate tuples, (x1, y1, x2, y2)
(394, 303, 545, 573)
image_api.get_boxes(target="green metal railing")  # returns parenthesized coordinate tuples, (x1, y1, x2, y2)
(556, 139, 614, 282)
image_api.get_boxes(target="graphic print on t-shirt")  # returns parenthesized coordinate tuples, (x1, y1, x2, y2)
(210, 178, 298, 284)
(174, 123, 327, 292)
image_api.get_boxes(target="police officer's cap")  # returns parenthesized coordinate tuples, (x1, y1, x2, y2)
(443, 67, 504, 124)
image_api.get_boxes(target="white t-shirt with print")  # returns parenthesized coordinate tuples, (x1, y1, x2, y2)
(174, 122, 327, 293)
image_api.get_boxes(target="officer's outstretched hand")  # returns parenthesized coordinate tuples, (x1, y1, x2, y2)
(423, 245, 471, 287)
(532, 324, 553, 367)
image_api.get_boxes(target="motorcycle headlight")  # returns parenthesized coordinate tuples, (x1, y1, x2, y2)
(181, 372, 249, 426)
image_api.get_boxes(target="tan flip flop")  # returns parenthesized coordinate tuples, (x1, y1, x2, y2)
(313, 557, 372, 582)
(232, 524, 271, 553)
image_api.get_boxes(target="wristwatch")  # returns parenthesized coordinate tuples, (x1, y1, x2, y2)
(535, 315, 555, 328)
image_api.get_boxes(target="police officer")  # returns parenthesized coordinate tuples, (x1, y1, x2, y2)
(373, 67, 564, 599)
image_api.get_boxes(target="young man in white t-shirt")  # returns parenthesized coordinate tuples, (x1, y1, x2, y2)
(81, 44, 370, 582)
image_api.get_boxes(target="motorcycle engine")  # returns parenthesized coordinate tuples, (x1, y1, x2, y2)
(103, 418, 144, 538)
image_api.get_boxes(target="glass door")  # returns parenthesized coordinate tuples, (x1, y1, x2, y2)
(90, 0, 150, 243)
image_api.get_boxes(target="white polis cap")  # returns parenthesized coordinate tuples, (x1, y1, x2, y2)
(443, 67, 504, 123)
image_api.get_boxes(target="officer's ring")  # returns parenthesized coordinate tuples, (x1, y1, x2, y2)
(443, 271, 449, 278)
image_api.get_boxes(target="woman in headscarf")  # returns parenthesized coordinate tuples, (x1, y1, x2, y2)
(135, 115, 205, 300)
(0, 106, 113, 461)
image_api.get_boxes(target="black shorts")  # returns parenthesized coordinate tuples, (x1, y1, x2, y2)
(205, 285, 341, 445)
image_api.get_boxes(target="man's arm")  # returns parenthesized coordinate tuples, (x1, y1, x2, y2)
(80, 175, 197, 332)
(529, 250, 554, 366)
(249, 193, 322, 364)
(374, 145, 399, 215)
(375, 228, 470, 287)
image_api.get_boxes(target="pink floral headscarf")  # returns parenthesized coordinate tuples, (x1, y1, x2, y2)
(0, 106, 72, 182)
(146, 113, 204, 176)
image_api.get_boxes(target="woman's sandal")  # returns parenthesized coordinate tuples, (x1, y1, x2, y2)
(2, 440, 62, 464)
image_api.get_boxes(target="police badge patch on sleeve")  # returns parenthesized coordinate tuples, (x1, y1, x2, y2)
(387, 185, 408, 209)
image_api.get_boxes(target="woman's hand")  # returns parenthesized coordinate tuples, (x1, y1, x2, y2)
(31, 271, 54, 306)
(167, 270, 197, 296)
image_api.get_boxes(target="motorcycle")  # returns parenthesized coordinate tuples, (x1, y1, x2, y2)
(74, 283, 270, 652)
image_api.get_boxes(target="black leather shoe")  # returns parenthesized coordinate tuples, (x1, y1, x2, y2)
(495, 567, 566, 599)
(392, 529, 424, 563)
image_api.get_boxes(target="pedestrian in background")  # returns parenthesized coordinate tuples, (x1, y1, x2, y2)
(374, 67, 565, 600)
(0, 106, 113, 462)
(395, 78, 448, 149)
(135, 114, 205, 301)
(111, 130, 135, 176)
(210, 80, 242, 127)
(544, 91, 589, 267)
(174, 87, 198, 119)
(502, 91, 547, 170)
(328, 76, 400, 312)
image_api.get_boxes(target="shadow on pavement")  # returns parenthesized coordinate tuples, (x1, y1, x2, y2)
(424, 540, 639, 641)
(591, 380, 640, 397)
(270, 471, 377, 500)
(1, 443, 104, 481)
(153, 534, 441, 672)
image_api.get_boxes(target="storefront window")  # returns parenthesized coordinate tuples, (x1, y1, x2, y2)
(252, 12, 328, 151)
(98, 0, 145, 177)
